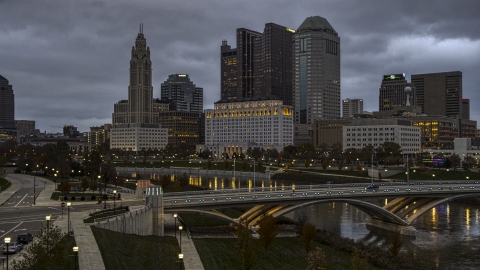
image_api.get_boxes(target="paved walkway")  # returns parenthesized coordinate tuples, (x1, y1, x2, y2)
(165, 214, 205, 270)
(0, 175, 22, 205)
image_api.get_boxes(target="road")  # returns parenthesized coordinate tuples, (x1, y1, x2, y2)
(0, 173, 144, 263)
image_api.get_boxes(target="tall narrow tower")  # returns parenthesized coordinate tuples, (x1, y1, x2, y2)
(0, 75, 15, 129)
(128, 23, 153, 124)
(293, 16, 340, 124)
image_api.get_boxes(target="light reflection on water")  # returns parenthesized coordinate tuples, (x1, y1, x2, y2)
(181, 175, 480, 268)
(287, 201, 480, 269)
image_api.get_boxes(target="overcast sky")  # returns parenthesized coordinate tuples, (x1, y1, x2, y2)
(1, 0, 479, 133)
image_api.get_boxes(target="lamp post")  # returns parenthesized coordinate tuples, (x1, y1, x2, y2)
(5, 237, 10, 270)
(253, 160, 256, 194)
(46, 215, 51, 232)
(178, 253, 184, 270)
(179, 225, 183, 251)
(33, 171, 36, 205)
(67, 202, 71, 233)
(73, 246, 79, 270)
(173, 214, 178, 237)
(113, 190, 117, 215)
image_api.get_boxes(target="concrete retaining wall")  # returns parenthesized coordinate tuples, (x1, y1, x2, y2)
(94, 205, 153, 236)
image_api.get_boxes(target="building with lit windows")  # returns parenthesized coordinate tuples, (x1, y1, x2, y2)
(89, 124, 111, 149)
(312, 118, 352, 148)
(160, 74, 203, 113)
(343, 118, 421, 154)
(293, 16, 340, 124)
(379, 74, 415, 111)
(220, 23, 294, 105)
(342, 99, 363, 118)
(110, 25, 168, 152)
(158, 111, 202, 145)
(199, 98, 293, 157)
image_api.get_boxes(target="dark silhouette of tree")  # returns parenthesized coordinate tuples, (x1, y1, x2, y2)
(295, 214, 309, 236)
(351, 247, 368, 270)
(257, 215, 278, 258)
(301, 223, 317, 253)
(449, 153, 461, 171)
(80, 177, 89, 193)
(236, 221, 256, 270)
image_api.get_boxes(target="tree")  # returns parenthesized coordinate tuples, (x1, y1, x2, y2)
(306, 247, 327, 270)
(257, 161, 263, 172)
(237, 221, 256, 270)
(89, 181, 98, 193)
(449, 153, 461, 171)
(295, 214, 309, 236)
(207, 159, 212, 169)
(80, 177, 89, 193)
(224, 159, 230, 169)
(387, 229, 403, 257)
(301, 223, 317, 253)
(172, 181, 182, 192)
(242, 160, 248, 171)
(257, 215, 278, 258)
(11, 224, 68, 270)
(58, 181, 71, 194)
(351, 247, 368, 270)
(321, 159, 329, 171)
(160, 174, 170, 191)
(337, 160, 344, 171)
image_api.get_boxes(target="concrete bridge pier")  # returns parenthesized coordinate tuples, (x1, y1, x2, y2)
(365, 217, 416, 237)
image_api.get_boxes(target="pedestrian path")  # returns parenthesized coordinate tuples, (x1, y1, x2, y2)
(0, 176, 22, 205)
(54, 212, 106, 270)
(165, 214, 205, 270)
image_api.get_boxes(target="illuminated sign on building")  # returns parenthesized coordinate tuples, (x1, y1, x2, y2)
(178, 74, 187, 77)
(383, 73, 405, 81)
(286, 27, 296, 33)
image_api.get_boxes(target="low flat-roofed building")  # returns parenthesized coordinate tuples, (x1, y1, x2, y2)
(312, 118, 352, 149)
(110, 123, 168, 152)
(343, 118, 421, 154)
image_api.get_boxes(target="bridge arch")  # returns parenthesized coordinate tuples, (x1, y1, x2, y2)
(405, 193, 480, 224)
(258, 199, 410, 226)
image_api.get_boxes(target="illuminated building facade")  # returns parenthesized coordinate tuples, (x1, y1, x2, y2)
(201, 98, 293, 157)
(89, 124, 111, 149)
(157, 111, 202, 145)
(293, 16, 341, 124)
(110, 124, 168, 152)
(342, 98, 363, 118)
(220, 40, 238, 101)
(160, 74, 203, 113)
(379, 74, 415, 111)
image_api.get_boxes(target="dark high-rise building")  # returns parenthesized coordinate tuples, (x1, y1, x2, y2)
(236, 28, 262, 99)
(254, 23, 294, 105)
(220, 23, 293, 105)
(379, 73, 415, 111)
(411, 71, 462, 117)
(293, 16, 340, 124)
(0, 75, 15, 129)
(220, 40, 238, 101)
(161, 74, 203, 113)
(462, 98, 470, 120)
(157, 111, 202, 145)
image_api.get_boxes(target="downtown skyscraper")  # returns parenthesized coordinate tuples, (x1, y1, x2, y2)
(0, 75, 15, 129)
(220, 23, 294, 105)
(161, 74, 203, 113)
(293, 16, 340, 124)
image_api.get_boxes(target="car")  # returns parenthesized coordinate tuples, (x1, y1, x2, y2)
(17, 233, 33, 244)
(361, 190, 366, 193)
(3, 242, 22, 254)
(470, 186, 475, 189)
(185, 199, 191, 203)
(417, 188, 422, 191)
(350, 190, 355, 194)
(314, 192, 320, 195)
(277, 194, 283, 197)
(198, 199, 205, 202)
(265, 195, 271, 198)
(366, 184, 379, 189)
(383, 189, 389, 192)
(395, 188, 400, 192)
(338, 191, 344, 194)
(460, 186, 465, 190)
(406, 188, 411, 191)
(428, 187, 433, 191)
(438, 187, 443, 190)
(449, 187, 454, 190)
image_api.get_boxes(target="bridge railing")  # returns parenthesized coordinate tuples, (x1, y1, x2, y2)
(94, 204, 153, 236)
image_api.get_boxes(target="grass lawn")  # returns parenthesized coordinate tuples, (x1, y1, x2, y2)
(91, 227, 180, 270)
(387, 169, 480, 181)
(0, 177, 11, 192)
(193, 237, 368, 270)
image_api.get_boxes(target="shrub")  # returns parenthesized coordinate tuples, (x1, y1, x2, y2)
(63, 196, 68, 201)
(71, 196, 75, 201)
(91, 195, 96, 200)
(81, 197, 85, 201)
(102, 195, 107, 200)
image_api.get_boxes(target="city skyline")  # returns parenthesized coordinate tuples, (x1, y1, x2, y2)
(1, 0, 479, 132)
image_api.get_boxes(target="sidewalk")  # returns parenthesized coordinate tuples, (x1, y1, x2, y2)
(0, 175, 22, 205)
(165, 214, 205, 270)
(54, 212, 106, 270)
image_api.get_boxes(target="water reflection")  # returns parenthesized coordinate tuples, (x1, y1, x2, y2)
(287, 201, 480, 269)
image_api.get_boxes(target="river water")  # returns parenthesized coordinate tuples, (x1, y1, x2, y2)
(186, 175, 480, 269)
